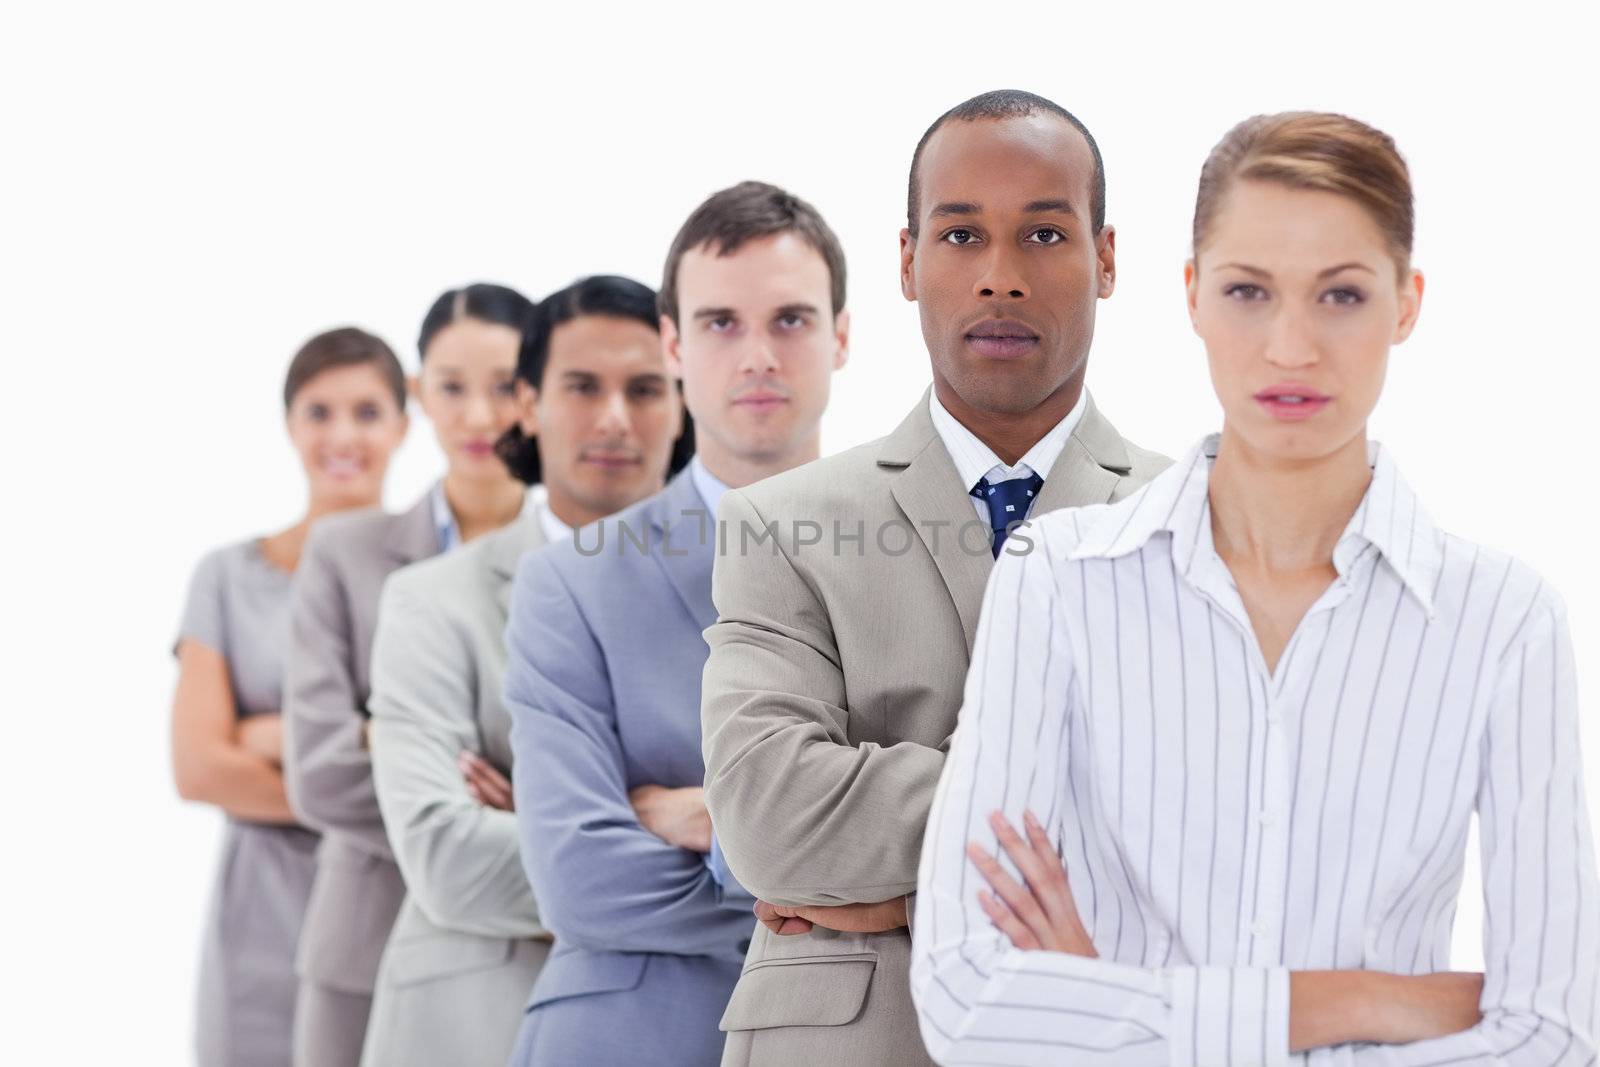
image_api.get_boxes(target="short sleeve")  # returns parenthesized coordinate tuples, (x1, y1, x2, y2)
(175, 546, 229, 657)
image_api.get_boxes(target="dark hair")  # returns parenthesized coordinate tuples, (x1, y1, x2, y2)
(417, 282, 536, 360)
(496, 274, 695, 486)
(658, 181, 847, 326)
(282, 326, 406, 411)
(907, 89, 1107, 237)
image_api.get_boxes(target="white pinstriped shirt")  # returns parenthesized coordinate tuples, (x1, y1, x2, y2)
(912, 435, 1599, 1066)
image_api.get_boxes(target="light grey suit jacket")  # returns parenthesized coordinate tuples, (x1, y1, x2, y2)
(284, 493, 437, 999)
(701, 390, 1169, 1065)
(360, 514, 553, 1067)
(505, 470, 755, 1067)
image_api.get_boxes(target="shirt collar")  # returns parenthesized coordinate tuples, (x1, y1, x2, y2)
(431, 481, 543, 552)
(928, 388, 1086, 492)
(689, 456, 733, 516)
(1068, 433, 1443, 617)
(535, 490, 573, 544)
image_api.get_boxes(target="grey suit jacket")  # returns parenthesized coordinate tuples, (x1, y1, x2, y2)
(701, 390, 1169, 1065)
(361, 514, 552, 1067)
(505, 470, 755, 1067)
(284, 493, 438, 994)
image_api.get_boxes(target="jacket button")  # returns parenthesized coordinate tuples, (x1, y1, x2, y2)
(737, 938, 752, 954)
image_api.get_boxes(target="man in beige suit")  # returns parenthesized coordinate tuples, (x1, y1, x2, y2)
(701, 89, 1170, 1065)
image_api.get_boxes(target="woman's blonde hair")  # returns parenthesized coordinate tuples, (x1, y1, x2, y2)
(1193, 111, 1414, 274)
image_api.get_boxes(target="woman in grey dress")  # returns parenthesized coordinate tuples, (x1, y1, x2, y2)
(171, 326, 410, 1067)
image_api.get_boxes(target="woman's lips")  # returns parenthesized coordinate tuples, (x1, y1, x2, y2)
(1254, 386, 1331, 422)
(462, 440, 496, 458)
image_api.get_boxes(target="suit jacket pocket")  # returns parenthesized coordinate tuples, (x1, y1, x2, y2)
(718, 953, 876, 1031)
(525, 948, 648, 1011)
(383, 931, 515, 988)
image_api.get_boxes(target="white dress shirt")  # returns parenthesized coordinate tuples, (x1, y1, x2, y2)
(430, 481, 547, 551)
(534, 485, 573, 545)
(929, 387, 1085, 522)
(913, 434, 1598, 1066)
(689, 456, 732, 517)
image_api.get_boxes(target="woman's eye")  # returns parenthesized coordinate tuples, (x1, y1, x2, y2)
(1025, 227, 1064, 245)
(439, 380, 464, 396)
(355, 403, 381, 422)
(942, 228, 979, 246)
(493, 381, 517, 398)
(1224, 283, 1266, 301)
(306, 403, 330, 422)
(1322, 287, 1365, 306)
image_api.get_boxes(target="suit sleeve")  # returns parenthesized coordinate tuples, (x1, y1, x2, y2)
(700, 488, 948, 907)
(504, 547, 754, 959)
(368, 574, 542, 939)
(283, 524, 391, 858)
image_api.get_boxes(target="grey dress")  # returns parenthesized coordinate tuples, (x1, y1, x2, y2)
(178, 540, 319, 1067)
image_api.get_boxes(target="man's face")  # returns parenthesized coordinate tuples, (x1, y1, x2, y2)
(900, 114, 1114, 416)
(662, 231, 848, 469)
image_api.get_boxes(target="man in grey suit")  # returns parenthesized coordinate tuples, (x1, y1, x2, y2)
(361, 276, 688, 1067)
(504, 181, 850, 1066)
(700, 90, 1171, 1065)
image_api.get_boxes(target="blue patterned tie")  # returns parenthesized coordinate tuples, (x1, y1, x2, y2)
(972, 473, 1044, 558)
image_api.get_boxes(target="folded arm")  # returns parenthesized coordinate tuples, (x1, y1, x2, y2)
(282, 527, 390, 856)
(171, 640, 296, 823)
(701, 488, 945, 907)
(368, 576, 540, 939)
(505, 548, 753, 958)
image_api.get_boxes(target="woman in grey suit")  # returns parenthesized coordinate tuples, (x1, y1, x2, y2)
(360, 274, 692, 1067)
(281, 283, 541, 1067)
(172, 326, 409, 1067)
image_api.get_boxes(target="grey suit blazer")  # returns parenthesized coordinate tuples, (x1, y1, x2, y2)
(505, 470, 755, 1067)
(701, 390, 1169, 1065)
(284, 493, 438, 995)
(361, 514, 553, 1067)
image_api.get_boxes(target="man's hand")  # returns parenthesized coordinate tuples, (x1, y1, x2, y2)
(459, 751, 514, 811)
(237, 714, 284, 766)
(754, 896, 909, 936)
(967, 809, 1096, 956)
(629, 784, 712, 853)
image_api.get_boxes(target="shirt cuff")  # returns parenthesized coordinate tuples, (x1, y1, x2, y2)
(1169, 965, 1291, 1067)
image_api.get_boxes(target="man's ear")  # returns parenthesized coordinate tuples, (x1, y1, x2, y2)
(1095, 225, 1117, 299)
(514, 379, 539, 436)
(899, 228, 917, 302)
(660, 314, 685, 379)
(831, 309, 851, 371)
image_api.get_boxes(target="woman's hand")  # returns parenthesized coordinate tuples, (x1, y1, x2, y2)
(966, 810, 1096, 956)
(459, 751, 515, 811)
(628, 783, 712, 853)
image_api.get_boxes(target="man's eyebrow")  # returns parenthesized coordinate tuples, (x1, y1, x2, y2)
(559, 369, 598, 381)
(929, 201, 980, 218)
(1024, 198, 1075, 216)
(627, 371, 669, 385)
(691, 307, 736, 321)
(774, 303, 821, 318)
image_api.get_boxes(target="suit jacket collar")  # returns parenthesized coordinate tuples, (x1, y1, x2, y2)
(384, 491, 444, 565)
(878, 386, 1133, 650)
(644, 468, 718, 633)
(486, 510, 551, 615)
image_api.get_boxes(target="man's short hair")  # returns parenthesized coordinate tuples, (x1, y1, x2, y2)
(658, 181, 847, 325)
(906, 89, 1107, 237)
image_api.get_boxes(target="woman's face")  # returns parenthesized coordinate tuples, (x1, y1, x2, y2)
(286, 362, 408, 509)
(1187, 180, 1423, 464)
(414, 317, 523, 483)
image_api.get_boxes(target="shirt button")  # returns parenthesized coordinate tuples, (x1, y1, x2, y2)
(1252, 919, 1271, 937)
(1259, 811, 1278, 828)
(1266, 711, 1283, 727)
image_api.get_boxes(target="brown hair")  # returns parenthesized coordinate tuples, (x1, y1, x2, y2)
(282, 326, 406, 411)
(658, 181, 847, 326)
(1193, 112, 1414, 273)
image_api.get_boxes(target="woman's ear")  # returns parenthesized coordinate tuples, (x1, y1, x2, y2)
(1393, 268, 1425, 344)
(1183, 260, 1201, 333)
(514, 379, 539, 437)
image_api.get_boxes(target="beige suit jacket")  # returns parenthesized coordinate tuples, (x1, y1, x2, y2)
(702, 390, 1169, 1065)
(361, 514, 552, 1067)
(284, 493, 437, 996)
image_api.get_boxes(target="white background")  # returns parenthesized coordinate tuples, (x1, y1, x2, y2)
(3, 1, 1596, 1061)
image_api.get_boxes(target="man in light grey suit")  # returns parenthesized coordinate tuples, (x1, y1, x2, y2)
(700, 90, 1171, 1065)
(361, 275, 688, 1067)
(504, 181, 850, 1066)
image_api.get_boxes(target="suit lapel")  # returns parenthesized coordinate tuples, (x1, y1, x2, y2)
(880, 395, 993, 652)
(487, 512, 549, 616)
(385, 491, 443, 566)
(648, 469, 718, 633)
(1033, 395, 1130, 515)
